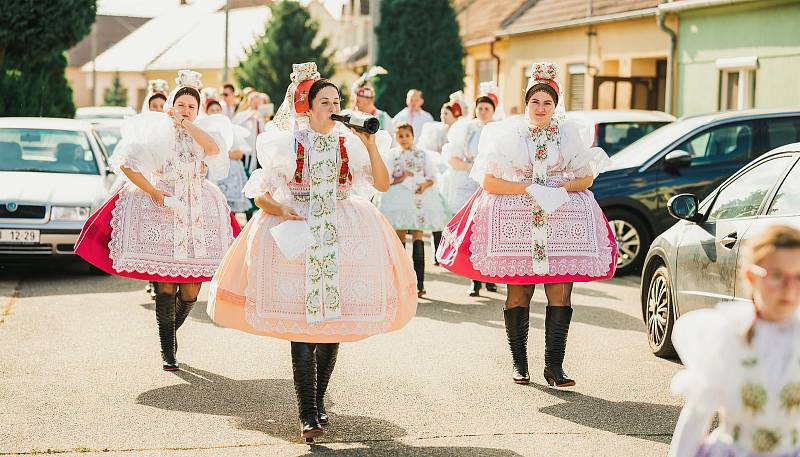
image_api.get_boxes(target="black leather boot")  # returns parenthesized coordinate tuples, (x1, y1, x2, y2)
(503, 307, 530, 384)
(432, 231, 442, 266)
(412, 239, 426, 297)
(468, 280, 482, 297)
(291, 342, 323, 441)
(145, 282, 157, 301)
(486, 283, 498, 292)
(174, 297, 196, 354)
(315, 343, 339, 426)
(544, 306, 576, 387)
(155, 292, 178, 371)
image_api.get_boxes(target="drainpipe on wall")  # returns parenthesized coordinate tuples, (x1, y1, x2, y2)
(657, 9, 677, 115)
(489, 38, 500, 84)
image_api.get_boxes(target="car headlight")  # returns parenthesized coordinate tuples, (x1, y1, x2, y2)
(51, 206, 91, 221)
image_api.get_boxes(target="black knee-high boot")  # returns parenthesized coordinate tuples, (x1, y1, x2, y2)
(469, 280, 482, 297)
(155, 292, 178, 371)
(412, 239, 425, 296)
(544, 306, 575, 387)
(432, 231, 442, 265)
(504, 306, 530, 384)
(315, 343, 339, 426)
(174, 297, 196, 354)
(291, 342, 323, 441)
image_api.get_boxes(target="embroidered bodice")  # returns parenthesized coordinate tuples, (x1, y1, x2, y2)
(289, 129, 353, 201)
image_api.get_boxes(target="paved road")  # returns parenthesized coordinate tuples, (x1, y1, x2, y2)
(0, 259, 682, 456)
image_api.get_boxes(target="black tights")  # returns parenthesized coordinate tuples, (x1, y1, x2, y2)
(156, 282, 201, 302)
(504, 283, 574, 309)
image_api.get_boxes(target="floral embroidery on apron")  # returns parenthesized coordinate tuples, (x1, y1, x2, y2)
(171, 129, 207, 260)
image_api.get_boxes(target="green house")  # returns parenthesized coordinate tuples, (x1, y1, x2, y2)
(660, 0, 800, 116)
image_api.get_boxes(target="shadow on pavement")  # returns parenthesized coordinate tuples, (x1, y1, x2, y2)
(137, 365, 523, 456)
(138, 300, 215, 325)
(531, 383, 678, 444)
(3, 262, 146, 298)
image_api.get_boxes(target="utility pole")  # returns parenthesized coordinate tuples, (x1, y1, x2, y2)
(369, 0, 380, 65)
(223, 0, 230, 83)
(90, 22, 97, 106)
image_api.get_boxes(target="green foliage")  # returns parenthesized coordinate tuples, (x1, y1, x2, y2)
(103, 72, 127, 106)
(0, 52, 75, 118)
(375, 0, 465, 116)
(0, 0, 97, 66)
(237, 1, 335, 106)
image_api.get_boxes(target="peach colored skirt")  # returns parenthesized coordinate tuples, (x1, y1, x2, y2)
(207, 196, 418, 343)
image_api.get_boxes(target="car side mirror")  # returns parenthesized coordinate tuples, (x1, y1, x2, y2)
(664, 150, 692, 169)
(668, 193, 700, 222)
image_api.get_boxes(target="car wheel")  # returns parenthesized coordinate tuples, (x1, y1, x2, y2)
(645, 264, 677, 358)
(606, 209, 650, 276)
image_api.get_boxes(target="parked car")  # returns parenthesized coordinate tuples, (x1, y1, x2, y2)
(565, 109, 675, 156)
(75, 106, 136, 122)
(0, 118, 116, 265)
(90, 119, 123, 156)
(640, 142, 800, 357)
(591, 108, 800, 275)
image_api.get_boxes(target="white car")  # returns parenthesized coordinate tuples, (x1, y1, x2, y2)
(565, 109, 675, 156)
(75, 106, 136, 122)
(0, 118, 116, 262)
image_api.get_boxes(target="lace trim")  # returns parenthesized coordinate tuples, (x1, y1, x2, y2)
(468, 192, 613, 277)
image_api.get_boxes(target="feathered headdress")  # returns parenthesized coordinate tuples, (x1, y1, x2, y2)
(352, 66, 387, 98)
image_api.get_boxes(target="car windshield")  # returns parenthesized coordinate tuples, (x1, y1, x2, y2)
(93, 125, 122, 156)
(609, 117, 709, 169)
(0, 128, 99, 174)
(598, 122, 670, 156)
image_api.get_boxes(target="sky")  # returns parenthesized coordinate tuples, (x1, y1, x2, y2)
(97, 0, 348, 19)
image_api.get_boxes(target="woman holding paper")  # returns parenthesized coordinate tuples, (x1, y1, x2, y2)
(76, 70, 239, 372)
(436, 62, 617, 387)
(207, 62, 417, 442)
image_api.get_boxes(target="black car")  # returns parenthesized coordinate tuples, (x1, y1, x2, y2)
(591, 109, 800, 275)
(640, 142, 800, 357)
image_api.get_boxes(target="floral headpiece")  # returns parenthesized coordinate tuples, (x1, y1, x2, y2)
(352, 66, 387, 99)
(526, 62, 560, 94)
(148, 79, 169, 95)
(291, 62, 321, 114)
(478, 81, 500, 108)
(175, 70, 202, 90)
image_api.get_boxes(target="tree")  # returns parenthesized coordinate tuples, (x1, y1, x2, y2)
(0, 52, 76, 118)
(237, 1, 334, 106)
(103, 72, 127, 106)
(375, 0, 465, 116)
(0, 0, 97, 67)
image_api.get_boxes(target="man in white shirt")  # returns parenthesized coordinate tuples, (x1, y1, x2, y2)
(353, 86, 395, 136)
(393, 89, 434, 139)
(221, 84, 239, 119)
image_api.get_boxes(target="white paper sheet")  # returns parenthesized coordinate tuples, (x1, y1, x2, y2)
(525, 184, 570, 214)
(269, 219, 315, 259)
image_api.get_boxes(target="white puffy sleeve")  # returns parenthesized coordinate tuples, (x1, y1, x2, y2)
(419, 122, 446, 152)
(469, 117, 530, 182)
(242, 123, 295, 199)
(109, 112, 174, 177)
(231, 124, 252, 156)
(440, 118, 468, 162)
(423, 149, 440, 183)
(560, 120, 612, 179)
(346, 129, 391, 199)
(194, 114, 234, 182)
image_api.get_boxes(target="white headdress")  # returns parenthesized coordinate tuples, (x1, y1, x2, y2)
(478, 81, 504, 120)
(140, 79, 169, 113)
(447, 90, 469, 118)
(524, 62, 565, 116)
(271, 62, 321, 133)
(163, 70, 203, 113)
(351, 65, 387, 98)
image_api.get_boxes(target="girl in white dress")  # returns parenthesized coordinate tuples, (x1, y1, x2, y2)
(206, 99, 252, 214)
(377, 122, 448, 297)
(670, 225, 800, 456)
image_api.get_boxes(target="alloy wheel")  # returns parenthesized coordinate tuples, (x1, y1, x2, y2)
(611, 219, 641, 269)
(646, 273, 669, 350)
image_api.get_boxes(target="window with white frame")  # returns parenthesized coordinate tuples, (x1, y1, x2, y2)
(717, 56, 757, 111)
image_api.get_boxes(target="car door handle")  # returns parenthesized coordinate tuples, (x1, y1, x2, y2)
(718, 233, 738, 249)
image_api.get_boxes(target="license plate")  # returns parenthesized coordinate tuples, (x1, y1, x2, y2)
(0, 229, 40, 244)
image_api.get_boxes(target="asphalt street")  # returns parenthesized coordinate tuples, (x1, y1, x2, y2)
(0, 257, 682, 456)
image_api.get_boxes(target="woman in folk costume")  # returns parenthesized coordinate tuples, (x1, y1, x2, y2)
(670, 225, 800, 457)
(419, 91, 468, 264)
(440, 84, 499, 297)
(206, 99, 252, 214)
(207, 63, 417, 441)
(141, 79, 169, 113)
(75, 70, 240, 371)
(436, 63, 617, 387)
(376, 122, 448, 297)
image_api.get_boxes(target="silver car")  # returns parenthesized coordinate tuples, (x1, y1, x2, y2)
(0, 118, 116, 262)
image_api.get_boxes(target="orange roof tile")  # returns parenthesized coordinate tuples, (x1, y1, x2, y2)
(502, 0, 664, 34)
(454, 0, 529, 44)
